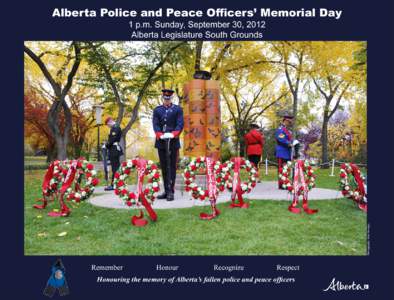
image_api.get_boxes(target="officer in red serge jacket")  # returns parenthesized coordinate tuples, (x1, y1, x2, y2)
(244, 124, 264, 169)
(152, 89, 184, 200)
(275, 115, 293, 188)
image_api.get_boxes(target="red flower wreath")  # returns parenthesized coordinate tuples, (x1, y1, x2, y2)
(113, 159, 160, 207)
(63, 158, 100, 202)
(339, 163, 367, 204)
(183, 156, 225, 200)
(279, 160, 316, 196)
(221, 158, 259, 194)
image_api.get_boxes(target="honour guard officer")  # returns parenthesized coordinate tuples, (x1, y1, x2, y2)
(275, 114, 294, 189)
(104, 117, 123, 191)
(153, 89, 184, 201)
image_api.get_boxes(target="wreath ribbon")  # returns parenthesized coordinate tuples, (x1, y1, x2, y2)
(289, 160, 318, 214)
(200, 157, 220, 220)
(60, 161, 77, 194)
(231, 157, 241, 199)
(135, 159, 146, 200)
(43, 162, 55, 191)
(47, 160, 77, 217)
(351, 163, 366, 196)
(206, 157, 217, 202)
(33, 162, 55, 209)
(131, 159, 157, 226)
(229, 157, 249, 208)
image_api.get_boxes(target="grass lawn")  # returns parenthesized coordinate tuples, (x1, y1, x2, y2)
(24, 167, 367, 256)
(24, 156, 48, 169)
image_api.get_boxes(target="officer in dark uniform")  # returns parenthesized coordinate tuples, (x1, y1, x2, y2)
(275, 115, 294, 189)
(104, 117, 123, 191)
(153, 89, 184, 201)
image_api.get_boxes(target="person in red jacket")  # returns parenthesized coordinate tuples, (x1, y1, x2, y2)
(244, 124, 264, 178)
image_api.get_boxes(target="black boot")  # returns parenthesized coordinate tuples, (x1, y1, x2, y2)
(157, 192, 167, 199)
(166, 192, 174, 201)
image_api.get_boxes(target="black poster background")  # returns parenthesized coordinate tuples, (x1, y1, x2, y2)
(2, 0, 393, 299)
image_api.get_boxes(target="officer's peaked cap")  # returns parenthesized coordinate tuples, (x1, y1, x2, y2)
(278, 111, 294, 120)
(162, 89, 175, 95)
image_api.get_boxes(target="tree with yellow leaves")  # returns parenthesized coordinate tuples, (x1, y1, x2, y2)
(307, 41, 365, 167)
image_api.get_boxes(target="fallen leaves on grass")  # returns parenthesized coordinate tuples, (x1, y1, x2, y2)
(57, 232, 68, 237)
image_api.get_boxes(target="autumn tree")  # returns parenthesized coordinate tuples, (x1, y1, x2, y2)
(24, 42, 82, 160)
(347, 98, 367, 162)
(82, 41, 187, 157)
(221, 69, 288, 156)
(307, 41, 362, 167)
(24, 90, 56, 160)
(67, 86, 96, 158)
(268, 42, 311, 135)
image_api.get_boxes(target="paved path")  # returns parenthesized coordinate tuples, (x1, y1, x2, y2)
(88, 182, 342, 210)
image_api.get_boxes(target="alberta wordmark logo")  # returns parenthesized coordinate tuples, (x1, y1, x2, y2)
(323, 277, 369, 292)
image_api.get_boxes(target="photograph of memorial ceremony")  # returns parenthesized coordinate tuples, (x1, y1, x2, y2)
(24, 41, 367, 256)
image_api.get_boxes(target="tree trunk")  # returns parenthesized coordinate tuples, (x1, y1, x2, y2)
(46, 145, 57, 162)
(239, 137, 246, 157)
(61, 99, 72, 157)
(292, 93, 298, 138)
(47, 101, 62, 159)
(46, 96, 73, 160)
(55, 137, 67, 160)
(321, 114, 329, 168)
(237, 126, 247, 157)
(194, 41, 203, 71)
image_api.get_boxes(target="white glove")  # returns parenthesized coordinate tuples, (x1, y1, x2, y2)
(162, 132, 174, 139)
(292, 139, 300, 146)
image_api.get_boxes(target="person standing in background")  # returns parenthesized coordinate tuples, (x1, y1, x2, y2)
(103, 117, 123, 191)
(244, 123, 264, 181)
(275, 115, 294, 189)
